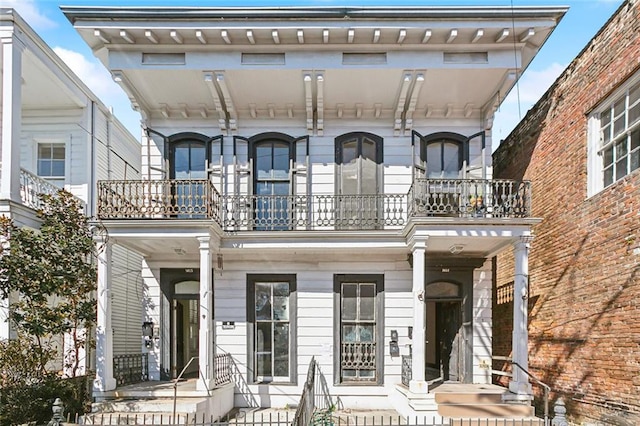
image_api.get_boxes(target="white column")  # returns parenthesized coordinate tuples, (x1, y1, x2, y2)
(197, 236, 215, 391)
(409, 239, 428, 394)
(94, 237, 116, 392)
(509, 236, 533, 397)
(0, 31, 25, 203)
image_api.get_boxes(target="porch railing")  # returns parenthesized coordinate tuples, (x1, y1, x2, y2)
(408, 178, 531, 218)
(97, 178, 531, 226)
(214, 353, 232, 386)
(401, 354, 412, 387)
(97, 179, 218, 219)
(113, 353, 149, 386)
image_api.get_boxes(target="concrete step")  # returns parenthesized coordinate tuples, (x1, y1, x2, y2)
(438, 403, 535, 418)
(435, 391, 505, 405)
(93, 397, 206, 413)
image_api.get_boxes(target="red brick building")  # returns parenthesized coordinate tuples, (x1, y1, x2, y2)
(493, 0, 640, 424)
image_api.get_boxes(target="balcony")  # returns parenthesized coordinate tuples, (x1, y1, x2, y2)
(96, 178, 531, 230)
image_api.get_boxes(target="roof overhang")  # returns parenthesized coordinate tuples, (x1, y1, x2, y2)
(62, 5, 567, 135)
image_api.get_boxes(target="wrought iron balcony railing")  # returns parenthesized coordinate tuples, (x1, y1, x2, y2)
(19, 168, 65, 210)
(408, 178, 531, 218)
(97, 178, 531, 229)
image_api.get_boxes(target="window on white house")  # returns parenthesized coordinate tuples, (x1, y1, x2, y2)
(592, 77, 640, 193)
(37, 143, 65, 183)
(247, 274, 297, 384)
(334, 274, 384, 385)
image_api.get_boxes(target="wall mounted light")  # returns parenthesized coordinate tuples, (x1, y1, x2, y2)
(449, 244, 465, 254)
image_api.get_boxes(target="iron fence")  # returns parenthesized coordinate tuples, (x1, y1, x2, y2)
(113, 353, 149, 386)
(69, 411, 548, 425)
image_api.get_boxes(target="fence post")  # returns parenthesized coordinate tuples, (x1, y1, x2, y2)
(47, 398, 65, 426)
(552, 399, 568, 426)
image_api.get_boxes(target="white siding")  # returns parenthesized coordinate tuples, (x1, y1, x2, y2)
(209, 254, 412, 409)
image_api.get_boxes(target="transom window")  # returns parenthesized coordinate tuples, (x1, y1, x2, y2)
(37, 143, 65, 184)
(334, 274, 383, 384)
(247, 274, 297, 383)
(599, 80, 640, 187)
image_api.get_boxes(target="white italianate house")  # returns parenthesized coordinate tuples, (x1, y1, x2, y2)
(63, 5, 566, 420)
(0, 8, 142, 375)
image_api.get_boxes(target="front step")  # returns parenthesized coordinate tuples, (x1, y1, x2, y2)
(434, 390, 535, 419)
(83, 396, 209, 425)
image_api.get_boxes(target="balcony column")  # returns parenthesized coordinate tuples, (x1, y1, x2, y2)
(197, 236, 215, 391)
(0, 30, 25, 203)
(509, 235, 534, 398)
(409, 238, 428, 394)
(94, 236, 116, 392)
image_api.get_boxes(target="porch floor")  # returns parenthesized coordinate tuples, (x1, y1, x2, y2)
(101, 378, 207, 399)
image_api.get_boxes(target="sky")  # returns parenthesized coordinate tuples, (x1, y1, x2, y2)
(6, 0, 625, 150)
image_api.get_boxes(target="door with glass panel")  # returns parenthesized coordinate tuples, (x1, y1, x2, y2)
(171, 280, 199, 379)
(169, 134, 221, 218)
(254, 140, 291, 230)
(252, 280, 293, 382)
(336, 133, 383, 229)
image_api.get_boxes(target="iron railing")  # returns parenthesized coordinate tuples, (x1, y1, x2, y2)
(96, 178, 532, 227)
(341, 342, 376, 371)
(113, 353, 149, 386)
(401, 355, 412, 387)
(408, 178, 531, 218)
(292, 356, 333, 426)
(215, 353, 232, 386)
(97, 179, 218, 219)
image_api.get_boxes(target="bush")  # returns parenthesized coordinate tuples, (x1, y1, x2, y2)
(0, 339, 91, 425)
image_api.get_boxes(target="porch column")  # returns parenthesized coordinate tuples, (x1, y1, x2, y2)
(509, 236, 533, 397)
(0, 30, 25, 203)
(409, 238, 428, 394)
(94, 236, 116, 392)
(197, 236, 215, 391)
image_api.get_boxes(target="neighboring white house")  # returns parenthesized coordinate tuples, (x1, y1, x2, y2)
(63, 5, 566, 417)
(0, 8, 143, 376)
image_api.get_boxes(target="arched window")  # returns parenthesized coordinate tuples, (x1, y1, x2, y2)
(336, 132, 383, 195)
(417, 132, 465, 179)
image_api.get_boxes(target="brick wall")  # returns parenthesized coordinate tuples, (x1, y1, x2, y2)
(493, 0, 640, 424)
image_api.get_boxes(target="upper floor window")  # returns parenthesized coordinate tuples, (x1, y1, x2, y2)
(37, 143, 65, 185)
(413, 132, 466, 180)
(335, 132, 383, 195)
(589, 76, 640, 195)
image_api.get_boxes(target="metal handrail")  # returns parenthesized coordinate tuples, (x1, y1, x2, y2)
(511, 361, 551, 426)
(172, 356, 211, 424)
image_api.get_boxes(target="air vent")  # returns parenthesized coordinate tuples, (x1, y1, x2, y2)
(142, 53, 186, 65)
(343, 52, 387, 65)
(241, 53, 285, 65)
(443, 52, 488, 64)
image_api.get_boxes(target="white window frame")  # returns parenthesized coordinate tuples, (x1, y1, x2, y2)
(35, 140, 67, 187)
(588, 72, 640, 197)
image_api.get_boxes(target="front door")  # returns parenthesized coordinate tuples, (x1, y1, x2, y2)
(426, 300, 463, 382)
(171, 280, 200, 379)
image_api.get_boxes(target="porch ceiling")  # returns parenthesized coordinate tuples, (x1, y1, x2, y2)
(63, 6, 566, 132)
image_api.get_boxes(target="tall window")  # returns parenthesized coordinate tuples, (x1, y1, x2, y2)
(247, 274, 296, 383)
(594, 78, 640, 190)
(413, 133, 465, 179)
(336, 132, 383, 195)
(37, 143, 65, 186)
(334, 274, 383, 384)
(167, 133, 221, 217)
(254, 139, 292, 230)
